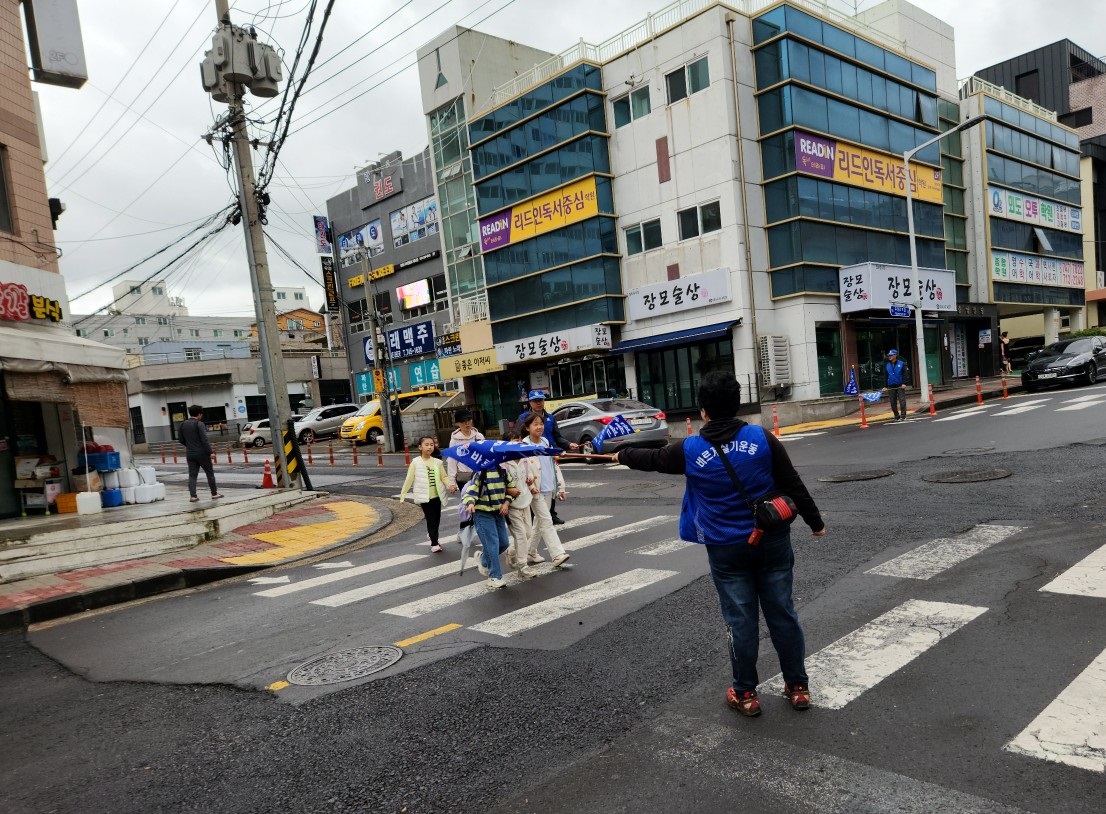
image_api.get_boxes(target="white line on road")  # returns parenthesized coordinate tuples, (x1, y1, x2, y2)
(1005, 645, 1106, 772)
(1039, 543, 1106, 599)
(563, 516, 677, 551)
(1056, 398, 1106, 411)
(428, 515, 610, 547)
(932, 407, 989, 422)
(865, 524, 1025, 580)
(469, 568, 678, 637)
(991, 404, 1046, 416)
(779, 432, 828, 441)
(760, 599, 987, 709)
(1061, 394, 1106, 403)
(630, 539, 692, 556)
(311, 560, 468, 607)
(254, 554, 424, 597)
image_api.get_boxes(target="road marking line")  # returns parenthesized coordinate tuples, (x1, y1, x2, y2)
(1040, 543, 1106, 598)
(253, 554, 424, 597)
(631, 539, 692, 556)
(991, 404, 1046, 416)
(469, 568, 678, 637)
(1061, 394, 1106, 403)
(1057, 399, 1106, 411)
(932, 407, 988, 422)
(436, 515, 610, 547)
(759, 599, 987, 709)
(311, 560, 463, 607)
(1005, 645, 1106, 772)
(266, 680, 289, 691)
(394, 623, 463, 647)
(565, 516, 677, 551)
(865, 524, 1025, 580)
(381, 517, 676, 618)
(779, 432, 828, 441)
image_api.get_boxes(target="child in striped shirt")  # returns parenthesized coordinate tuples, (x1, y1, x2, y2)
(461, 464, 519, 590)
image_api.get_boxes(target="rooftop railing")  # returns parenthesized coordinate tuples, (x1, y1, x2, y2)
(958, 75, 1059, 122)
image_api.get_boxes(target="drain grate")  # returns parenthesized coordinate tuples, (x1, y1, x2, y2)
(287, 646, 403, 686)
(818, 470, 894, 483)
(922, 469, 1011, 484)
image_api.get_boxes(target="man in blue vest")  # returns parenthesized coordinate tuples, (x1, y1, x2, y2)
(614, 372, 825, 717)
(881, 348, 911, 421)
(517, 389, 577, 524)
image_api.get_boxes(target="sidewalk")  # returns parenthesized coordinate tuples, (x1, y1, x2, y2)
(0, 374, 1019, 630)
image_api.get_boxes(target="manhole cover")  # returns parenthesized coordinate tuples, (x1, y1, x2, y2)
(922, 469, 1011, 484)
(818, 470, 894, 482)
(287, 646, 403, 685)
(942, 447, 995, 456)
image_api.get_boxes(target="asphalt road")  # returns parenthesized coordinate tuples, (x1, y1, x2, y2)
(4, 383, 1106, 813)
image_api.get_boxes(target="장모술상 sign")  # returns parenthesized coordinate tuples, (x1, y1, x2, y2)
(838, 262, 956, 313)
(795, 130, 942, 205)
(479, 176, 600, 253)
(494, 324, 611, 365)
(627, 267, 732, 321)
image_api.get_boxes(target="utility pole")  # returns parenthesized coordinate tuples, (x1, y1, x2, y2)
(208, 0, 293, 485)
(361, 251, 395, 452)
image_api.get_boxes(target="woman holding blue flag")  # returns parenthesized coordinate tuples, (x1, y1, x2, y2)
(519, 411, 570, 568)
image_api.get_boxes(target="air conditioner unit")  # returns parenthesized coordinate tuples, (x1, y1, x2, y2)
(758, 335, 791, 388)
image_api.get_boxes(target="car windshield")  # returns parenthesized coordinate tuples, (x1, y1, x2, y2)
(591, 399, 652, 412)
(354, 402, 379, 416)
(1043, 338, 1095, 355)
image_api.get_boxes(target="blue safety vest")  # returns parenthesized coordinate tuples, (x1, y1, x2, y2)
(885, 359, 907, 387)
(681, 426, 775, 545)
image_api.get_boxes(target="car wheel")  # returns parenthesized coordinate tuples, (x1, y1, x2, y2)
(579, 436, 602, 464)
(1024, 382, 1037, 393)
(367, 428, 382, 444)
(299, 429, 315, 444)
(1085, 363, 1097, 386)
(252, 437, 266, 448)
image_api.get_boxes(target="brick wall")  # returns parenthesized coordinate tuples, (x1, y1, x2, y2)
(0, 0, 58, 274)
(1069, 74, 1106, 141)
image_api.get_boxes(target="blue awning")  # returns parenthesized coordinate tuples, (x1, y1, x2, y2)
(612, 320, 738, 354)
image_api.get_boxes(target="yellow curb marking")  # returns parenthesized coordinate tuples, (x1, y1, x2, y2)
(267, 680, 290, 691)
(220, 501, 379, 565)
(394, 623, 462, 648)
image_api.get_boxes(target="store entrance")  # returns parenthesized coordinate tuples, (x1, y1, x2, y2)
(855, 326, 914, 391)
(0, 394, 17, 518)
(167, 401, 187, 442)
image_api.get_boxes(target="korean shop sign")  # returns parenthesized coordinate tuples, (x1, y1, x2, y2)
(439, 349, 504, 378)
(479, 175, 600, 253)
(991, 251, 1084, 289)
(838, 262, 956, 313)
(627, 267, 731, 321)
(987, 187, 1082, 233)
(0, 282, 63, 322)
(794, 130, 943, 205)
(386, 319, 435, 360)
(494, 324, 612, 366)
(435, 330, 462, 357)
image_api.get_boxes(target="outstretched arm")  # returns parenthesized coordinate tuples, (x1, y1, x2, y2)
(616, 440, 687, 475)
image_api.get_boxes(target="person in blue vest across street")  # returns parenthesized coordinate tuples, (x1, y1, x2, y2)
(516, 389, 577, 525)
(614, 372, 826, 717)
(881, 348, 911, 421)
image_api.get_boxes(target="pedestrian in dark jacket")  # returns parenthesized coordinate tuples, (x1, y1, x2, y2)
(179, 405, 223, 502)
(516, 389, 577, 525)
(616, 372, 825, 717)
(881, 349, 911, 421)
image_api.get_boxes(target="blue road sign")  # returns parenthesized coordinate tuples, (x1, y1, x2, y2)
(889, 305, 911, 318)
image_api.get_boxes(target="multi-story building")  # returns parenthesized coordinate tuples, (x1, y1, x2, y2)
(973, 41, 1105, 329)
(326, 148, 452, 408)
(0, 0, 129, 518)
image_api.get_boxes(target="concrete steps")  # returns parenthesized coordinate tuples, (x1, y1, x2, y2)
(0, 491, 317, 584)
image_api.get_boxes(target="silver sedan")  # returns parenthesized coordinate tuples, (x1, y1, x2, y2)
(550, 399, 669, 456)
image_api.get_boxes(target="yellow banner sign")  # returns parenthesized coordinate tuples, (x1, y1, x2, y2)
(479, 176, 600, 253)
(439, 349, 504, 378)
(794, 130, 942, 205)
(370, 263, 395, 280)
(348, 273, 365, 288)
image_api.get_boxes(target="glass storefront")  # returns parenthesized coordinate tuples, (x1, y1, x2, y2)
(635, 339, 734, 412)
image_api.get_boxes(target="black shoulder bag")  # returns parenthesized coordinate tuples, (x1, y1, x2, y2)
(710, 440, 798, 545)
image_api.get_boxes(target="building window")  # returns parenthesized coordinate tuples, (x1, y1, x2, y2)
(613, 86, 651, 127)
(75, 329, 87, 337)
(0, 148, 12, 234)
(1014, 70, 1040, 102)
(233, 329, 246, 338)
(636, 338, 733, 412)
(129, 285, 141, 296)
(185, 348, 201, 361)
(186, 329, 199, 337)
(212, 329, 223, 337)
(152, 286, 164, 295)
(287, 319, 303, 330)
(176, 328, 183, 335)
(666, 56, 709, 104)
(625, 219, 662, 255)
(138, 337, 150, 346)
(103, 329, 114, 337)
(677, 201, 722, 240)
(122, 328, 129, 336)
(294, 292, 304, 300)
(134, 316, 146, 325)
(276, 291, 287, 300)
(156, 317, 169, 326)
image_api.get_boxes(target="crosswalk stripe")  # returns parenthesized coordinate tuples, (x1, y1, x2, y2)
(992, 404, 1045, 416)
(1061, 394, 1106, 403)
(865, 524, 1025, 580)
(253, 554, 425, 597)
(631, 539, 692, 556)
(1039, 542, 1106, 598)
(932, 407, 988, 422)
(437, 515, 610, 547)
(760, 599, 987, 709)
(1004, 645, 1106, 772)
(779, 432, 827, 441)
(1056, 399, 1106, 412)
(468, 568, 678, 637)
(564, 516, 677, 551)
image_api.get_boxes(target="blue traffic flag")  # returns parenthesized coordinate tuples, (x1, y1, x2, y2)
(861, 391, 883, 403)
(844, 369, 859, 395)
(593, 414, 636, 452)
(440, 439, 563, 472)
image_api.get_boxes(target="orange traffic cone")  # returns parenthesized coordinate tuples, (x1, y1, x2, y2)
(260, 459, 275, 489)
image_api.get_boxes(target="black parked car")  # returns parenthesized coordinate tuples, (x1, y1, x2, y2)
(1006, 335, 1046, 369)
(1021, 336, 1106, 392)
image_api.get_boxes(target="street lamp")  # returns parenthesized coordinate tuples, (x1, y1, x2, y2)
(904, 114, 984, 407)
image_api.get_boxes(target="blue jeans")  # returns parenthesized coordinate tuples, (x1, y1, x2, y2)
(473, 510, 510, 579)
(705, 526, 807, 692)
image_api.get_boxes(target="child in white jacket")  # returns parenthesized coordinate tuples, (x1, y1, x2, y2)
(400, 436, 455, 552)
(503, 432, 540, 578)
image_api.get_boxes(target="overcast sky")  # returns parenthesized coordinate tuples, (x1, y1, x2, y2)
(37, 0, 1103, 320)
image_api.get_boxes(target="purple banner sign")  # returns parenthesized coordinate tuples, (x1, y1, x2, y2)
(794, 132, 836, 179)
(479, 211, 512, 253)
